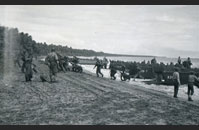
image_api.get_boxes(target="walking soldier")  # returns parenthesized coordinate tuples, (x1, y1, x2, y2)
(172, 68, 181, 98)
(45, 49, 59, 83)
(93, 59, 103, 77)
(24, 50, 33, 82)
(187, 71, 199, 101)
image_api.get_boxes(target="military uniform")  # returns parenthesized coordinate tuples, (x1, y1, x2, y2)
(173, 71, 181, 98)
(109, 63, 116, 80)
(94, 60, 103, 77)
(45, 51, 59, 82)
(103, 57, 108, 69)
(21, 51, 26, 73)
(24, 52, 33, 82)
(63, 56, 70, 71)
(187, 73, 199, 101)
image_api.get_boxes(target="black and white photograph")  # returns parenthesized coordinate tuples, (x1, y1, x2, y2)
(0, 5, 199, 125)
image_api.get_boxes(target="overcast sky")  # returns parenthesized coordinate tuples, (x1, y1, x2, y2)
(0, 5, 198, 58)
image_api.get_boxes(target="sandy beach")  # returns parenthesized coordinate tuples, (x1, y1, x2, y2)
(1, 60, 199, 125)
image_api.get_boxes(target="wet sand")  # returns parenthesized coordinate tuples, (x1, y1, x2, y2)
(0, 60, 199, 125)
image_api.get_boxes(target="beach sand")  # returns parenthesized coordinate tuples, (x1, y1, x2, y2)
(1, 60, 199, 125)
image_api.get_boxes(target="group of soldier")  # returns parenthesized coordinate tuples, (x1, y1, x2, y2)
(173, 57, 199, 101)
(15, 48, 131, 83)
(94, 56, 199, 102)
(93, 57, 123, 80)
(177, 56, 192, 69)
(173, 68, 199, 101)
(149, 57, 199, 102)
(16, 47, 109, 83)
(93, 57, 130, 81)
(44, 49, 82, 82)
(15, 48, 79, 83)
(15, 49, 199, 102)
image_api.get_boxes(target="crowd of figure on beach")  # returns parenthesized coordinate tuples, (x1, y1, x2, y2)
(14, 48, 199, 102)
(172, 67, 199, 101)
(14, 48, 82, 82)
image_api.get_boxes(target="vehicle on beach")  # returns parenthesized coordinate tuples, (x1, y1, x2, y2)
(39, 56, 83, 73)
(70, 62, 83, 73)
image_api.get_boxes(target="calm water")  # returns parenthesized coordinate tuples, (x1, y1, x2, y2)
(78, 56, 199, 68)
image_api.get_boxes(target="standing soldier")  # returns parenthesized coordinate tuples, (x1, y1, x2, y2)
(93, 59, 103, 77)
(63, 56, 70, 71)
(71, 56, 79, 72)
(24, 50, 33, 82)
(187, 71, 199, 101)
(21, 50, 26, 73)
(72, 56, 79, 64)
(151, 57, 157, 64)
(178, 56, 181, 65)
(103, 57, 108, 69)
(57, 53, 65, 72)
(172, 68, 181, 98)
(45, 48, 59, 83)
(109, 61, 117, 80)
(121, 64, 125, 74)
(187, 57, 192, 69)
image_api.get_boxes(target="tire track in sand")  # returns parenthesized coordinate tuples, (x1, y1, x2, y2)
(57, 73, 107, 96)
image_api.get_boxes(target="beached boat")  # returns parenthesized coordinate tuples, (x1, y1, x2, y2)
(162, 70, 199, 85)
(109, 61, 199, 85)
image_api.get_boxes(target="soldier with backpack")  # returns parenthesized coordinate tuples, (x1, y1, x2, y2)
(45, 48, 59, 83)
(109, 61, 117, 80)
(93, 58, 103, 77)
(187, 71, 199, 101)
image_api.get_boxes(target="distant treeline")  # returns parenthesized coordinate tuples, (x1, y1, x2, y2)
(35, 43, 108, 57)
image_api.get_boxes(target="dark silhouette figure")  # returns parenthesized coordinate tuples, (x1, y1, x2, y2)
(172, 68, 181, 98)
(93, 59, 103, 77)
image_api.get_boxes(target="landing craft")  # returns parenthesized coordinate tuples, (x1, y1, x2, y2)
(139, 64, 199, 86)
(162, 70, 199, 86)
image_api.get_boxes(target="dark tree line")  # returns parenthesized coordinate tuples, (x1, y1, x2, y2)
(35, 42, 107, 57)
